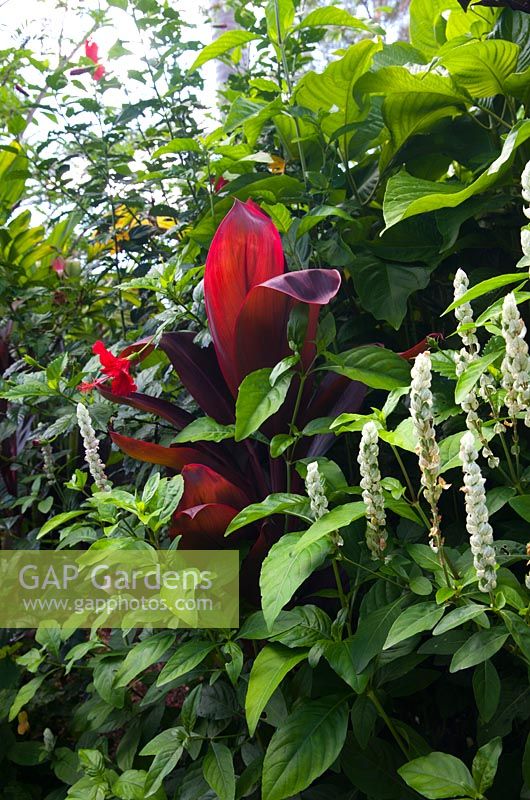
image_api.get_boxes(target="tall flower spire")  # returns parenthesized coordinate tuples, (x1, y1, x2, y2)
(460, 431, 497, 593)
(358, 421, 387, 559)
(410, 352, 443, 551)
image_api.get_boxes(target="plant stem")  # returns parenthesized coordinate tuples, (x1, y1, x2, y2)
(332, 557, 352, 637)
(367, 689, 409, 758)
(273, 0, 308, 187)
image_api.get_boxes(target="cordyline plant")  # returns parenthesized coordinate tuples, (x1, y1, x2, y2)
(94, 199, 364, 589)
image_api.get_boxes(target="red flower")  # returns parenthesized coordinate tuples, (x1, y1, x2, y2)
(211, 175, 228, 193)
(93, 64, 106, 82)
(85, 39, 99, 64)
(52, 257, 66, 275)
(79, 341, 137, 395)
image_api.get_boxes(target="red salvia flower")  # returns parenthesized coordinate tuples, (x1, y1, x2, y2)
(93, 64, 106, 82)
(79, 341, 137, 395)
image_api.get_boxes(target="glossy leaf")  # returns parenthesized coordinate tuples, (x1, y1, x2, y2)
(246, 645, 307, 735)
(262, 695, 349, 800)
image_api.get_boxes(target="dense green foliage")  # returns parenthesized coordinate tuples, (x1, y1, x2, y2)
(2, 0, 530, 799)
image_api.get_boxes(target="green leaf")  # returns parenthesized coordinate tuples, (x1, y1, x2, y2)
(114, 633, 176, 688)
(265, 0, 295, 42)
(455, 349, 503, 404)
(296, 5, 377, 32)
(356, 67, 466, 165)
(441, 40, 519, 97)
(173, 417, 235, 444)
(140, 728, 186, 797)
(473, 660, 500, 723)
(349, 598, 404, 673)
(225, 493, 312, 535)
(351, 255, 433, 329)
(378, 418, 418, 453)
(350, 695, 378, 748)
(383, 119, 530, 229)
(246, 645, 307, 736)
(472, 737, 502, 794)
(296, 502, 366, 548)
(326, 345, 411, 390)
(450, 628, 509, 673)
(433, 603, 488, 636)
(112, 770, 150, 800)
(295, 40, 381, 153)
(37, 510, 86, 540)
(262, 695, 349, 800)
(444, 272, 527, 314)
(157, 641, 215, 686)
(260, 532, 332, 629)
(235, 367, 293, 441)
(203, 743, 235, 800)
(9, 675, 46, 721)
(509, 494, 530, 523)
(384, 602, 445, 649)
(189, 31, 262, 73)
(297, 205, 353, 237)
(152, 138, 202, 158)
(322, 640, 370, 693)
(398, 751, 475, 799)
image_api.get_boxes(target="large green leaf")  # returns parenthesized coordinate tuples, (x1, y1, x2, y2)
(246, 645, 307, 735)
(326, 345, 411, 390)
(351, 254, 433, 329)
(156, 641, 216, 686)
(384, 602, 445, 649)
(173, 417, 235, 444)
(203, 743, 235, 800)
(189, 31, 262, 73)
(441, 40, 519, 97)
(348, 597, 405, 673)
(409, 0, 463, 56)
(262, 695, 349, 800)
(450, 628, 509, 673)
(225, 493, 312, 536)
(295, 40, 381, 151)
(296, 6, 380, 33)
(260, 532, 332, 629)
(383, 119, 530, 229)
(357, 67, 467, 165)
(114, 633, 176, 688)
(472, 737, 502, 795)
(473, 660, 500, 723)
(235, 367, 293, 441)
(398, 752, 475, 799)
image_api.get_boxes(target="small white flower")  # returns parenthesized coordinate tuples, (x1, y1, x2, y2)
(305, 461, 328, 520)
(460, 431, 497, 593)
(358, 421, 387, 559)
(76, 403, 111, 491)
(410, 352, 443, 548)
(453, 269, 498, 465)
(501, 293, 530, 425)
(522, 227, 530, 258)
(522, 159, 530, 204)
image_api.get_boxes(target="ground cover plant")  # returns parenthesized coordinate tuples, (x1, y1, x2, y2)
(2, 0, 530, 798)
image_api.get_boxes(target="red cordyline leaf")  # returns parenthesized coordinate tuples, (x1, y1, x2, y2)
(204, 199, 341, 395)
(85, 38, 99, 64)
